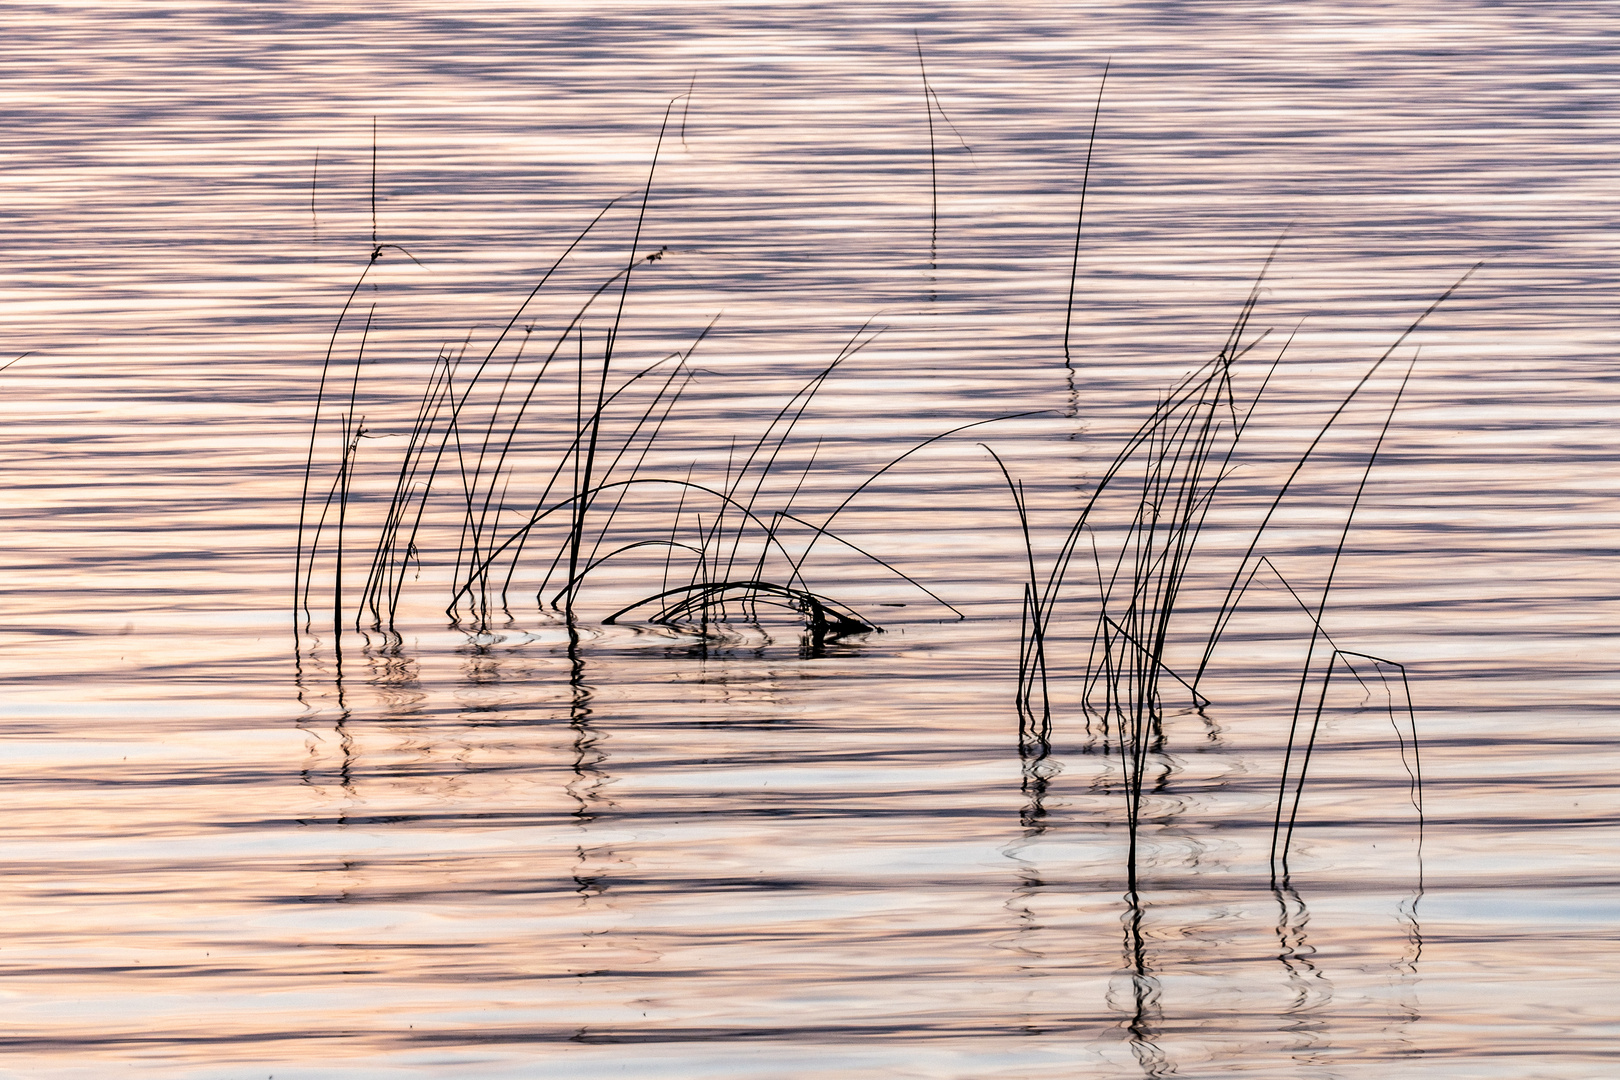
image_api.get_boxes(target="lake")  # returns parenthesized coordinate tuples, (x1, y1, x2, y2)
(0, 2, 1615, 1077)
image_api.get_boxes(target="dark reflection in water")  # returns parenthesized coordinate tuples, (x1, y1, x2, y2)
(1273, 882, 1332, 1067)
(564, 622, 611, 827)
(1115, 889, 1171, 1078)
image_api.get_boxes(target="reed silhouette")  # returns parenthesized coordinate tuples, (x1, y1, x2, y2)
(291, 112, 1444, 988)
(292, 111, 1019, 654)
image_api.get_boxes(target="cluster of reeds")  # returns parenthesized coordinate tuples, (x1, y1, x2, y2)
(1008, 259, 1463, 887)
(276, 68, 1473, 1070)
(291, 113, 1018, 655)
(293, 287, 882, 648)
(285, 98, 1456, 1071)
(991, 257, 1456, 1069)
(293, 88, 1443, 895)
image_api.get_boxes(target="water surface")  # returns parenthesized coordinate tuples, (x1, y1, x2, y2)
(0, 3, 1615, 1077)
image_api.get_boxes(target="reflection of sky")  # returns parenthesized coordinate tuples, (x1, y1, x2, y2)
(0, 1, 1615, 1075)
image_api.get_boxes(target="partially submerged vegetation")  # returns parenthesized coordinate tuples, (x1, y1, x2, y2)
(293, 113, 951, 651)
(294, 94, 1450, 931)
(1006, 254, 1461, 884)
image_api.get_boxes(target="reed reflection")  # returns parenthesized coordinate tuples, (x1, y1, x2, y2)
(1113, 887, 1171, 1079)
(564, 621, 613, 827)
(294, 631, 356, 802)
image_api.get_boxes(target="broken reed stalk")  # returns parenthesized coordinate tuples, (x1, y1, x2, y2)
(1269, 357, 1420, 882)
